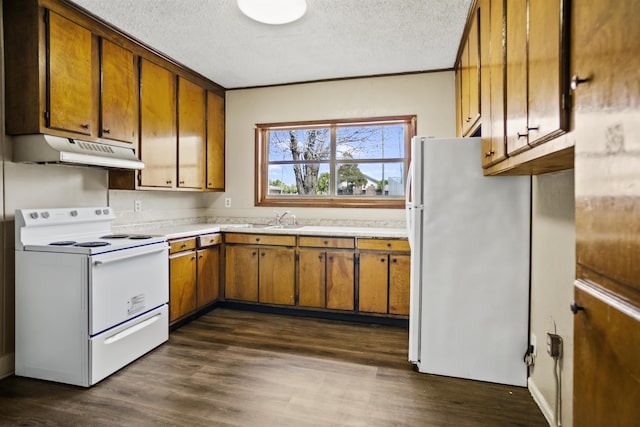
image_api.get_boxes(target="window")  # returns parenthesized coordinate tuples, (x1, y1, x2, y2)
(256, 116, 416, 208)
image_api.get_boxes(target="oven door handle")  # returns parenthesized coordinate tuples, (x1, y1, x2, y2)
(103, 313, 162, 344)
(92, 246, 167, 266)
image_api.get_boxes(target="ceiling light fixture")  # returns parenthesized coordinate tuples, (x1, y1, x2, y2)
(237, 0, 307, 25)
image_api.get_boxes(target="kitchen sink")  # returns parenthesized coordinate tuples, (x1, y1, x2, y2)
(247, 224, 304, 230)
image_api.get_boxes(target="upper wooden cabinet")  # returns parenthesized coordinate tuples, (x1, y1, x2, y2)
(100, 39, 137, 144)
(178, 77, 206, 189)
(458, 0, 574, 175)
(206, 91, 225, 191)
(456, 9, 481, 137)
(139, 59, 177, 188)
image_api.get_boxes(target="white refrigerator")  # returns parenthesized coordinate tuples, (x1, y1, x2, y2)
(406, 136, 531, 386)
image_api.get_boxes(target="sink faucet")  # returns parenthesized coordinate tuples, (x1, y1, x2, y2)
(274, 210, 290, 226)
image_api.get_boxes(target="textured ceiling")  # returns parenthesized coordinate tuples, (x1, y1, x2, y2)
(69, 0, 472, 89)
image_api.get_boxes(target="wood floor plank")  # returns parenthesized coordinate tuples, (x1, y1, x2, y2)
(0, 308, 546, 426)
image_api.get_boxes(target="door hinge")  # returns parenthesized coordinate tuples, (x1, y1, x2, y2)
(137, 172, 142, 187)
(43, 111, 50, 121)
(43, 10, 49, 25)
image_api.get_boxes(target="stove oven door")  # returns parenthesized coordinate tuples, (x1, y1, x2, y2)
(89, 242, 169, 335)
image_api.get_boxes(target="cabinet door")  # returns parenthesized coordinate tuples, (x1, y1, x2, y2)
(206, 91, 225, 190)
(573, 283, 640, 426)
(505, 1, 528, 155)
(527, 0, 566, 145)
(100, 39, 136, 144)
(259, 247, 295, 305)
(481, 0, 507, 167)
(197, 246, 219, 308)
(326, 251, 354, 310)
(178, 77, 205, 189)
(225, 245, 258, 302)
(389, 254, 410, 315)
(140, 58, 176, 188)
(48, 11, 94, 136)
(169, 250, 197, 322)
(358, 253, 388, 314)
(298, 249, 326, 308)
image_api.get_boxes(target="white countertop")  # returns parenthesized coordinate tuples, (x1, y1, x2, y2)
(139, 223, 407, 240)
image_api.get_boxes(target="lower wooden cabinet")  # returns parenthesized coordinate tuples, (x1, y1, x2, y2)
(326, 251, 355, 311)
(357, 239, 410, 316)
(169, 234, 221, 324)
(224, 233, 296, 306)
(298, 249, 326, 308)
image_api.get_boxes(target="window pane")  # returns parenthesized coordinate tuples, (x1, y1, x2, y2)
(268, 128, 331, 161)
(336, 124, 405, 160)
(268, 163, 330, 196)
(335, 162, 405, 196)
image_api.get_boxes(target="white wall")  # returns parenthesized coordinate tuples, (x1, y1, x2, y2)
(211, 72, 456, 224)
(529, 169, 575, 427)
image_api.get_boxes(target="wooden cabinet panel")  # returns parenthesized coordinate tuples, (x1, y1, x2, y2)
(259, 247, 295, 305)
(299, 236, 354, 249)
(459, 9, 480, 137)
(178, 77, 205, 189)
(48, 11, 94, 136)
(100, 39, 136, 143)
(298, 249, 326, 308)
(573, 282, 640, 426)
(225, 245, 259, 302)
(358, 253, 388, 314)
(356, 238, 409, 252)
(207, 91, 225, 190)
(197, 246, 219, 308)
(326, 251, 354, 311)
(389, 254, 410, 315)
(505, 1, 528, 155)
(140, 58, 176, 188)
(481, 0, 507, 167)
(225, 233, 296, 247)
(527, 0, 563, 145)
(198, 233, 222, 248)
(169, 238, 196, 254)
(169, 250, 197, 322)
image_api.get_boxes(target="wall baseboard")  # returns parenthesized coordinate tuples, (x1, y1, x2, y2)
(528, 376, 554, 427)
(0, 353, 14, 380)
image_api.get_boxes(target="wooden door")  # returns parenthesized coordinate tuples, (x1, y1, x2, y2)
(466, 9, 480, 133)
(389, 254, 410, 315)
(100, 39, 136, 143)
(48, 11, 94, 136)
(326, 251, 354, 311)
(358, 253, 388, 314)
(206, 91, 225, 190)
(197, 246, 219, 308)
(178, 77, 205, 189)
(460, 40, 471, 135)
(298, 248, 326, 308)
(527, 0, 567, 145)
(572, 0, 640, 423)
(259, 247, 295, 305)
(140, 58, 176, 188)
(505, 0, 528, 155)
(481, 0, 507, 167)
(169, 250, 197, 322)
(224, 245, 258, 302)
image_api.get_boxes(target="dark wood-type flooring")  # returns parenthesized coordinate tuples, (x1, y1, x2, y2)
(0, 309, 546, 426)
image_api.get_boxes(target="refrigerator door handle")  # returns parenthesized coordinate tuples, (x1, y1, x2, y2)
(405, 161, 414, 249)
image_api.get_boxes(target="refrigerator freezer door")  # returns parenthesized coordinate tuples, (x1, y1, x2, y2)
(414, 137, 530, 386)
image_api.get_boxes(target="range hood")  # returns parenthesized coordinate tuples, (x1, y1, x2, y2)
(13, 134, 145, 170)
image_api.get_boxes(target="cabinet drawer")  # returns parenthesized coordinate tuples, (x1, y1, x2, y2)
(357, 238, 410, 252)
(169, 237, 197, 254)
(225, 233, 296, 247)
(299, 236, 355, 249)
(198, 233, 222, 248)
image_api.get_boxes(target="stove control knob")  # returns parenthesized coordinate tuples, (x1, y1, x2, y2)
(95, 209, 102, 215)
(70, 210, 78, 217)
(41, 211, 50, 219)
(102, 209, 109, 215)
(30, 212, 39, 219)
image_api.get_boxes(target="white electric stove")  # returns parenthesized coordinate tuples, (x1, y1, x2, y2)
(15, 207, 169, 387)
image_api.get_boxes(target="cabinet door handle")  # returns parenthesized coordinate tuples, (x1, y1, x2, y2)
(261, 252, 265, 257)
(199, 255, 203, 259)
(190, 256, 196, 261)
(392, 258, 397, 263)
(251, 251, 257, 256)
(166, 180, 172, 185)
(484, 150, 495, 158)
(80, 123, 90, 129)
(570, 74, 590, 90)
(103, 128, 111, 134)
(465, 116, 471, 123)
(528, 126, 540, 132)
(256, 238, 261, 242)
(318, 254, 323, 260)
(380, 258, 385, 263)
(517, 131, 528, 139)
(570, 301, 585, 315)
(179, 181, 185, 185)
